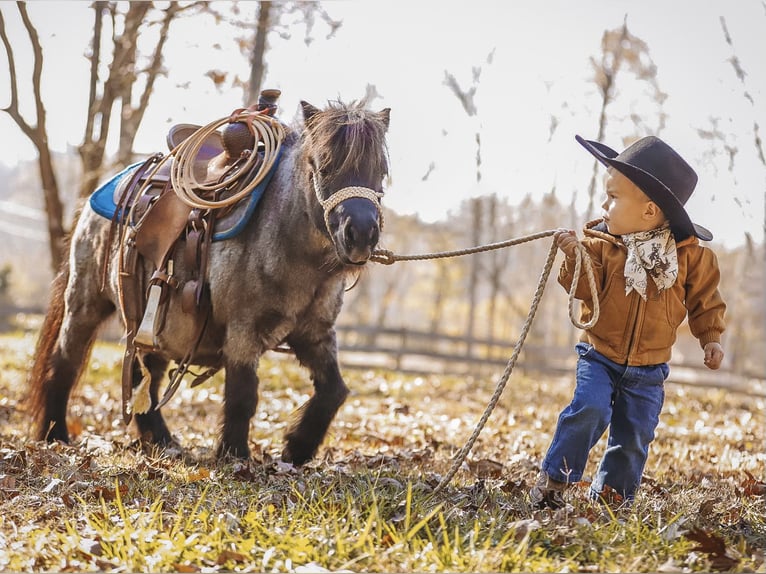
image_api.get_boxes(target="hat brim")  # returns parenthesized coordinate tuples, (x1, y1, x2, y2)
(576, 135, 713, 241)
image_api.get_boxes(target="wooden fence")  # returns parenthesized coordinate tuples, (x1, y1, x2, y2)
(334, 324, 765, 395)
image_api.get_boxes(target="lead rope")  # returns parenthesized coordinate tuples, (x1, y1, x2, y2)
(371, 230, 599, 494)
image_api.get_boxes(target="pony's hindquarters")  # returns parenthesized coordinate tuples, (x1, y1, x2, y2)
(27, 209, 117, 442)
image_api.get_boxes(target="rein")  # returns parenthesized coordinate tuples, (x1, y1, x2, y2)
(370, 229, 600, 494)
(311, 171, 385, 238)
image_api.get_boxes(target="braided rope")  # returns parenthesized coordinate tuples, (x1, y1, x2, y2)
(311, 173, 384, 238)
(369, 229, 599, 494)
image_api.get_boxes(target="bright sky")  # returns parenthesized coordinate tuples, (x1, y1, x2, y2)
(1, 0, 764, 248)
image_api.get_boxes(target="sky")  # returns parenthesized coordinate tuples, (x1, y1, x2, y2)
(1, 0, 764, 248)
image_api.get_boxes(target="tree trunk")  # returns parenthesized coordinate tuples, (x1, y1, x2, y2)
(79, 2, 150, 197)
(465, 198, 482, 357)
(0, 4, 66, 271)
(117, 3, 181, 166)
(246, 1, 272, 106)
(37, 145, 67, 271)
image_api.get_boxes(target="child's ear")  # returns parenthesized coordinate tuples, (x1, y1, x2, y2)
(645, 201, 664, 221)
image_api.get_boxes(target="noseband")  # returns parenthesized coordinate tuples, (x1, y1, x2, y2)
(311, 171, 385, 238)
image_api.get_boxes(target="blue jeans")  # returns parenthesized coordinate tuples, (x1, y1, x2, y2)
(542, 342, 668, 501)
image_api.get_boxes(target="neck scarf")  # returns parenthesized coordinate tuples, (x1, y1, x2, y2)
(621, 223, 678, 300)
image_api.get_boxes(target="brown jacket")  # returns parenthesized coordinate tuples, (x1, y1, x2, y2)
(559, 220, 726, 366)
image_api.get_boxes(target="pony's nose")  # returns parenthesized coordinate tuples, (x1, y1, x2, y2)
(343, 217, 379, 263)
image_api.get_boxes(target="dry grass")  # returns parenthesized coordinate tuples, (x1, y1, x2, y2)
(0, 331, 763, 572)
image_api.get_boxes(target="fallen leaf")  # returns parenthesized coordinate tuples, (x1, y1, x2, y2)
(742, 470, 766, 496)
(187, 468, 210, 482)
(0, 474, 17, 490)
(173, 563, 200, 573)
(685, 527, 740, 571)
(93, 483, 129, 501)
(467, 458, 503, 479)
(42, 477, 64, 494)
(216, 550, 248, 565)
(506, 518, 541, 541)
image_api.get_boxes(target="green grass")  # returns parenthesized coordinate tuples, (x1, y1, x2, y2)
(0, 332, 763, 572)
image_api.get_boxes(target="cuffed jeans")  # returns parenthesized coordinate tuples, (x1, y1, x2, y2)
(542, 342, 668, 501)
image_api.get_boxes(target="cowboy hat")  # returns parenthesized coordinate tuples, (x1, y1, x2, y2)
(576, 134, 713, 241)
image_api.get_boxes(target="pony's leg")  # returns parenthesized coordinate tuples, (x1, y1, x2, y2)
(281, 335, 349, 465)
(217, 361, 259, 459)
(133, 353, 174, 447)
(28, 265, 115, 442)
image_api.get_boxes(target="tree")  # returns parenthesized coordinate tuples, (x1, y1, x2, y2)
(80, 2, 200, 197)
(0, 3, 66, 272)
(207, 1, 342, 107)
(585, 17, 666, 220)
(719, 14, 766, 257)
(1, 2, 199, 270)
(443, 49, 495, 354)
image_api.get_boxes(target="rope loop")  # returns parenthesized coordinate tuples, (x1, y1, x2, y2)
(133, 109, 286, 212)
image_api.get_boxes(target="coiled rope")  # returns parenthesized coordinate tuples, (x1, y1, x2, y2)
(372, 229, 599, 494)
(132, 109, 286, 213)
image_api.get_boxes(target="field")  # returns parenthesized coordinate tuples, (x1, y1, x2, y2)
(0, 331, 763, 573)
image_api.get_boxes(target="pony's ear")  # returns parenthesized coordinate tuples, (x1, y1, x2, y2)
(378, 108, 391, 130)
(301, 101, 321, 124)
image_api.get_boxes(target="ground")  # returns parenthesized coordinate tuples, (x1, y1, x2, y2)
(0, 331, 763, 572)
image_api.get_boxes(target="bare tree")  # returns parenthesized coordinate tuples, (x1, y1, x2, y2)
(585, 17, 666, 220)
(443, 49, 495, 355)
(0, 3, 65, 272)
(247, 1, 274, 105)
(721, 16, 766, 376)
(80, 2, 199, 197)
(484, 194, 513, 343)
(211, 1, 343, 106)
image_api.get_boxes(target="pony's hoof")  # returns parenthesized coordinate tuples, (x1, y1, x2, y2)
(216, 443, 250, 461)
(280, 445, 312, 467)
(138, 434, 184, 459)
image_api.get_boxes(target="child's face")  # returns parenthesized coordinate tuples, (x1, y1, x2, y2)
(600, 168, 664, 235)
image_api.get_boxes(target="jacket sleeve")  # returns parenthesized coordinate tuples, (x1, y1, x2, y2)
(557, 237, 605, 302)
(685, 246, 726, 348)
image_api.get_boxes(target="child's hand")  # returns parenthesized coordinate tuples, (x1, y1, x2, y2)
(703, 342, 724, 370)
(554, 228, 579, 258)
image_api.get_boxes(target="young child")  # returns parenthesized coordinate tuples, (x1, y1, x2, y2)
(531, 135, 727, 509)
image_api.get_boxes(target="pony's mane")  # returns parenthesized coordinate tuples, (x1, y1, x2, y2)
(303, 99, 389, 179)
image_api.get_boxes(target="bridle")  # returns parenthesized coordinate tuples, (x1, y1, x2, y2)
(310, 170, 385, 238)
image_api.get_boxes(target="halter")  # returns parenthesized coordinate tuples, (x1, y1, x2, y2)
(311, 171, 385, 238)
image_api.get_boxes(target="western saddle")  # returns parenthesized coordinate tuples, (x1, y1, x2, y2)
(110, 89, 283, 423)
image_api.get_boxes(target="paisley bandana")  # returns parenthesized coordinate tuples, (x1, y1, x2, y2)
(621, 223, 678, 300)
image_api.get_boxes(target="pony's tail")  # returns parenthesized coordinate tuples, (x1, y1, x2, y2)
(26, 259, 70, 438)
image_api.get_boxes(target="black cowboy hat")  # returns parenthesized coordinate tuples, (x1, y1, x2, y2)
(576, 134, 713, 241)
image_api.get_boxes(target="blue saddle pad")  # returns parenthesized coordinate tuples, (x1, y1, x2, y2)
(89, 151, 281, 242)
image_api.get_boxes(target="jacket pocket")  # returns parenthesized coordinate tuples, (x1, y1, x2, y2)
(640, 290, 678, 353)
(665, 283, 687, 328)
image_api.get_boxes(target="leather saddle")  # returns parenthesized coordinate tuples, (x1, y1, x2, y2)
(112, 90, 284, 423)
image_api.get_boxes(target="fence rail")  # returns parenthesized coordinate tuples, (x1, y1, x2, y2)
(334, 324, 765, 395)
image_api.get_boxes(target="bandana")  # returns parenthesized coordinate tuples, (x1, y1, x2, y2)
(621, 223, 678, 300)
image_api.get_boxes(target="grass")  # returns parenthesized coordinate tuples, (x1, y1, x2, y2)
(0, 331, 763, 572)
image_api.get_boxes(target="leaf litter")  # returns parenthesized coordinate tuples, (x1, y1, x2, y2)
(0, 333, 763, 572)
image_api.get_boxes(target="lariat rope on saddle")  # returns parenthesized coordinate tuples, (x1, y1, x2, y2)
(136, 109, 286, 211)
(370, 229, 599, 494)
